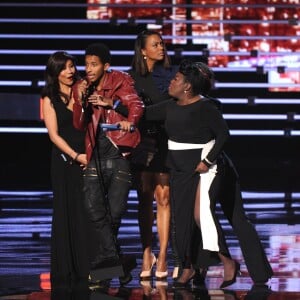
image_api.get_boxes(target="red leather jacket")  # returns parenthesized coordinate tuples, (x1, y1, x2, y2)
(73, 70, 144, 163)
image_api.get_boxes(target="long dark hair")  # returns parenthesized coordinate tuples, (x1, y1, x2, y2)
(41, 51, 79, 104)
(131, 30, 171, 76)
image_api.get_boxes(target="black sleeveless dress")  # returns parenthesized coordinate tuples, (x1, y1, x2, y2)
(49, 98, 89, 287)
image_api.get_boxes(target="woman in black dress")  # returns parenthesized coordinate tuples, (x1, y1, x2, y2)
(146, 59, 238, 288)
(128, 30, 178, 280)
(42, 51, 89, 288)
(194, 62, 273, 287)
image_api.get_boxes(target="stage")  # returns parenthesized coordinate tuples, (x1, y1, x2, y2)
(1, 190, 300, 299)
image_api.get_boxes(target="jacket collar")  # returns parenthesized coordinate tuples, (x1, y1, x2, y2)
(98, 70, 114, 92)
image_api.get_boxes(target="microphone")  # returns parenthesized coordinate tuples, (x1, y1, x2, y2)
(82, 80, 96, 107)
(100, 123, 135, 132)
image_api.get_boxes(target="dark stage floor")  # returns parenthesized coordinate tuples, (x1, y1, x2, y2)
(0, 190, 300, 299)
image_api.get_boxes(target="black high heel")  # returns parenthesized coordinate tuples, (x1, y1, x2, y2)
(193, 267, 207, 286)
(173, 270, 195, 289)
(220, 261, 241, 289)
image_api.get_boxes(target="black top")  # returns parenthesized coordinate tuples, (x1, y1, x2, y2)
(146, 98, 230, 163)
(52, 97, 85, 157)
(128, 64, 178, 171)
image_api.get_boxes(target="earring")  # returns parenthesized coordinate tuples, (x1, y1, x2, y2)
(143, 56, 147, 60)
(184, 90, 187, 94)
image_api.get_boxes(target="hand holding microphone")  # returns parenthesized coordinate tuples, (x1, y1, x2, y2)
(100, 122, 135, 132)
(118, 121, 135, 132)
(76, 79, 88, 103)
(81, 78, 96, 107)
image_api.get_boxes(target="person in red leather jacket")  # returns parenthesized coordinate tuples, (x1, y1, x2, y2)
(73, 47, 143, 163)
(73, 43, 144, 284)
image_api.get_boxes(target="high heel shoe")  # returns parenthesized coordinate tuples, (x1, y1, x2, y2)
(140, 280, 153, 297)
(193, 267, 207, 286)
(220, 261, 241, 289)
(155, 270, 168, 280)
(172, 269, 195, 289)
(155, 259, 168, 280)
(140, 253, 156, 281)
(172, 266, 179, 280)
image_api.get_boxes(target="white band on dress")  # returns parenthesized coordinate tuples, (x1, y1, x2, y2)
(168, 139, 220, 252)
(199, 139, 219, 251)
(168, 139, 207, 150)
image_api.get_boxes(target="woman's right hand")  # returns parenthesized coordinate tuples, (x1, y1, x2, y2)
(195, 161, 209, 173)
(76, 80, 88, 102)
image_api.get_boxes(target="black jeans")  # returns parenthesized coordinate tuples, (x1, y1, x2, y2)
(83, 155, 132, 267)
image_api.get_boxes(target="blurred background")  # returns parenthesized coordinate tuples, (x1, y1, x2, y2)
(0, 0, 299, 196)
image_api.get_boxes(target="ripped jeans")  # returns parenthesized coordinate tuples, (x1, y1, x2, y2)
(83, 155, 132, 267)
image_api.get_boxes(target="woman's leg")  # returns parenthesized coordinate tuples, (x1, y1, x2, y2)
(194, 175, 237, 284)
(135, 171, 155, 272)
(219, 155, 273, 283)
(193, 181, 211, 279)
(170, 170, 197, 284)
(194, 182, 201, 227)
(153, 172, 170, 273)
(174, 180, 203, 284)
(218, 253, 237, 282)
(175, 260, 194, 284)
(170, 197, 181, 279)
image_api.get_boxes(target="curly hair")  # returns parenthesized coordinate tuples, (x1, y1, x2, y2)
(85, 43, 111, 64)
(178, 59, 214, 96)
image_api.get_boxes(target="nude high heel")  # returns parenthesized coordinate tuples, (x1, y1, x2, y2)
(172, 266, 179, 280)
(140, 253, 156, 281)
(155, 261, 168, 280)
(155, 270, 168, 280)
(155, 259, 168, 280)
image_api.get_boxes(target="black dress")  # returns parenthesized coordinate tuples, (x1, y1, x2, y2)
(128, 64, 177, 172)
(147, 99, 273, 281)
(50, 98, 89, 287)
(146, 98, 231, 265)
